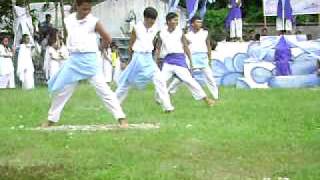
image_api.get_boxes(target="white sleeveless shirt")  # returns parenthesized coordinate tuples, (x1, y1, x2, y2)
(160, 27, 184, 56)
(64, 13, 99, 53)
(132, 21, 158, 53)
(186, 29, 208, 53)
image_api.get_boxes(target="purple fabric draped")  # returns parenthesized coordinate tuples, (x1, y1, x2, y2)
(187, 0, 215, 20)
(277, 0, 293, 21)
(274, 36, 292, 76)
(164, 53, 188, 68)
(187, 0, 200, 20)
(225, 0, 242, 28)
(199, 0, 208, 19)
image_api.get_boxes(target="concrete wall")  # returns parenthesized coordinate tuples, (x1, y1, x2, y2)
(92, 0, 187, 38)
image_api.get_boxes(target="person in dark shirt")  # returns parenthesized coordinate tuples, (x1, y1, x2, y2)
(38, 14, 53, 41)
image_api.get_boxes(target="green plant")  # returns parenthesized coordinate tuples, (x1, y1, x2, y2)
(203, 8, 229, 41)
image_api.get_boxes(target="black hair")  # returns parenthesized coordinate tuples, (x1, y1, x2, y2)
(143, 7, 158, 20)
(190, 15, 201, 24)
(111, 42, 118, 48)
(166, 12, 178, 23)
(1, 36, 10, 47)
(48, 28, 59, 46)
(254, 34, 261, 41)
(45, 14, 51, 18)
(21, 34, 29, 44)
(76, 0, 91, 6)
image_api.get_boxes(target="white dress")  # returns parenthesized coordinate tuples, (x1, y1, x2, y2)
(17, 44, 34, 89)
(44, 45, 69, 80)
(0, 45, 15, 88)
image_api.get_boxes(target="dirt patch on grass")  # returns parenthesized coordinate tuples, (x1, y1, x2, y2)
(0, 164, 68, 179)
(28, 123, 160, 132)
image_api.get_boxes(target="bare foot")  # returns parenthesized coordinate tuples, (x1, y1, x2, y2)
(41, 121, 56, 128)
(118, 118, 129, 128)
(203, 97, 215, 107)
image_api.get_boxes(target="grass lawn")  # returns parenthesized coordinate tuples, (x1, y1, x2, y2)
(0, 84, 319, 179)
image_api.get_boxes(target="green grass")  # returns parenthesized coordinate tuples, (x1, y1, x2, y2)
(0, 84, 319, 179)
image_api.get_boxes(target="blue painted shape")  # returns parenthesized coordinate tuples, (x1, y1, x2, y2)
(294, 52, 318, 62)
(221, 72, 243, 86)
(224, 57, 236, 72)
(291, 59, 317, 75)
(236, 79, 250, 89)
(211, 59, 228, 77)
(233, 53, 249, 72)
(251, 67, 273, 84)
(269, 74, 320, 88)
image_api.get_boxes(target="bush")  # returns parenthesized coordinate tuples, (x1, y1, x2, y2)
(203, 8, 229, 41)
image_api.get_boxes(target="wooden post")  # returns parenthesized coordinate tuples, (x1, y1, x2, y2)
(54, 0, 59, 27)
(59, 0, 67, 43)
(262, 0, 267, 28)
(12, 0, 17, 47)
(11, 0, 16, 19)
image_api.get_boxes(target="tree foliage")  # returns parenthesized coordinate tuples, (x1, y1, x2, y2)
(0, 1, 14, 35)
(203, 8, 229, 41)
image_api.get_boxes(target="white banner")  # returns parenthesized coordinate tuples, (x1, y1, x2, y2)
(263, 0, 320, 16)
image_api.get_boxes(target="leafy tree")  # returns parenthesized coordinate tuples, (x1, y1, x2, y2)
(0, 1, 14, 35)
(203, 8, 228, 41)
